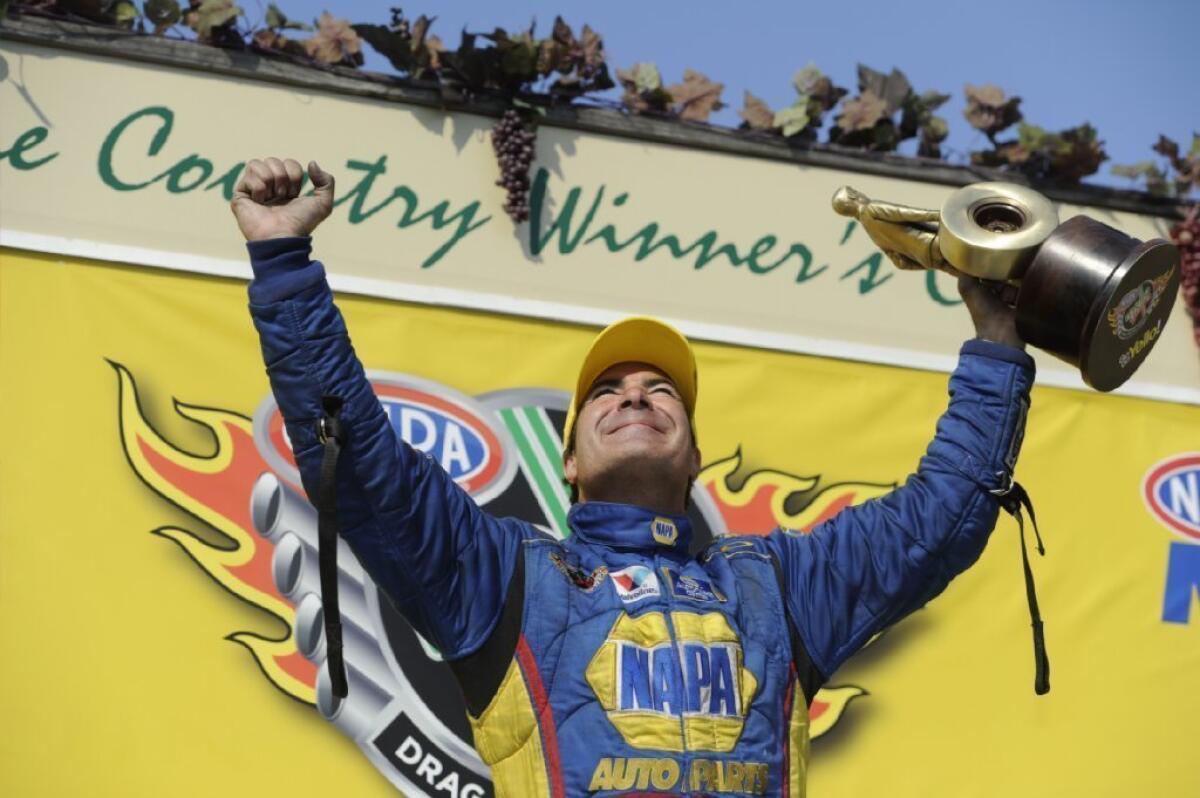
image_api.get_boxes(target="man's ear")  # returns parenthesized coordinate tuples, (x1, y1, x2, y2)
(563, 450, 577, 486)
(689, 445, 702, 481)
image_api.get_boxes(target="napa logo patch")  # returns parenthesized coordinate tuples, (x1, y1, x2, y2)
(663, 568, 727, 603)
(650, 516, 679, 546)
(614, 640, 741, 717)
(612, 565, 660, 603)
(585, 612, 757, 752)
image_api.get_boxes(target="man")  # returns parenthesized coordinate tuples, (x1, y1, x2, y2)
(234, 158, 1035, 797)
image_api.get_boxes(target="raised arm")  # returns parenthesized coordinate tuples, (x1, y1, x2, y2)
(767, 277, 1035, 685)
(232, 158, 526, 661)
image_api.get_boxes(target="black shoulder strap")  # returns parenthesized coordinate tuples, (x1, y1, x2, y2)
(766, 548, 826, 707)
(313, 394, 528, 711)
(994, 480, 1050, 695)
(316, 397, 349, 699)
(450, 548, 526, 717)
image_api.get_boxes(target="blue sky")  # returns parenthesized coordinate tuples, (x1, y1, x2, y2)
(256, 0, 1198, 191)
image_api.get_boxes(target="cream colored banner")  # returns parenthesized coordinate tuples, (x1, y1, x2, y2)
(1, 38, 1196, 403)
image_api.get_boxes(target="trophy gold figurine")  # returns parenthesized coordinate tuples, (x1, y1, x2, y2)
(832, 182, 1181, 391)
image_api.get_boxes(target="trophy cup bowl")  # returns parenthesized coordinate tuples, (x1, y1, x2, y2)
(834, 181, 1181, 392)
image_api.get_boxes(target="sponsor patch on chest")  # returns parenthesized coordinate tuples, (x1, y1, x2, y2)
(585, 612, 758, 752)
(611, 565, 661, 603)
(616, 640, 740, 717)
(663, 567, 727, 603)
(549, 551, 607, 592)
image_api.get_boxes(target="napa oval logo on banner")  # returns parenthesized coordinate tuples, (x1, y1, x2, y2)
(253, 371, 517, 505)
(1143, 453, 1200, 542)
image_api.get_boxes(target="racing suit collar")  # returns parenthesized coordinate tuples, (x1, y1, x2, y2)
(568, 501, 692, 553)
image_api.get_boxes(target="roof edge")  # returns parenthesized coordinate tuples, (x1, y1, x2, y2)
(0, 12, 1189, 220)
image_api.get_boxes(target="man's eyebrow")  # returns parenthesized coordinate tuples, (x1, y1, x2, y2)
(587, 375, 677, 396)
(586, 378, 623, 395)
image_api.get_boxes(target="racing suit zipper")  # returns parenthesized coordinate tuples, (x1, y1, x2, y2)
(657, 553, 692, 795)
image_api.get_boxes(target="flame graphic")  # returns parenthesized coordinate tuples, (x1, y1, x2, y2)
(808, 686, 867, 737)
(112, 361, 315, 704)
(700, 449, 893, 738)
(701, 449, 894, 536)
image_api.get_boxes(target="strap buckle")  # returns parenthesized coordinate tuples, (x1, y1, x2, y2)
(317, 415, 343, 445)
(989, 470, 1015, 498)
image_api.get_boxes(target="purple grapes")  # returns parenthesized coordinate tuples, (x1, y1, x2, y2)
(1169, 214, 1200, 344)
(492, 110, 536, 223)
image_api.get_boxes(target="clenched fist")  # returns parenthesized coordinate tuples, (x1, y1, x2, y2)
(231, 158, 335, 241)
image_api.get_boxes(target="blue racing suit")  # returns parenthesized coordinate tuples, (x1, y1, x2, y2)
(247, 237, 1035, 797)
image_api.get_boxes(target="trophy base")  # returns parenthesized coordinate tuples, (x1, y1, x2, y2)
(1016, 216, 1180, 392)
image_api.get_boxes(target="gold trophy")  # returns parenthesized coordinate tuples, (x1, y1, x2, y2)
(832, 183, 1180, 391)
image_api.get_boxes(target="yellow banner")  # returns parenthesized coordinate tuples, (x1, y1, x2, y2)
(1, 36, 1196, 404)
(2, 248, 1198, 796)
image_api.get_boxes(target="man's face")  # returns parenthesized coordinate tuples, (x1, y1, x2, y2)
(563, 361, 700, 510)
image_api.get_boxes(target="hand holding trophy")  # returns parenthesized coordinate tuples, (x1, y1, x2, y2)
(832, 182, 1181, 391)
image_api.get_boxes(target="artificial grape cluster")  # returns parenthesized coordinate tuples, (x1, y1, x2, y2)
(1170, 207, 1200, 345)
(492, 110, 536, 222)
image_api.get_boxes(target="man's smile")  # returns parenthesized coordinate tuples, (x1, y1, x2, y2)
(604, 417, 666, 436)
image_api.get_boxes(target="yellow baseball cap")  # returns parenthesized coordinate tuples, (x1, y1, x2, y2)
(563, 316, 698, 447)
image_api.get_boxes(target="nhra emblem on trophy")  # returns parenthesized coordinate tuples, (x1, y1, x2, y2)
(832, 182, 1181, 391)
